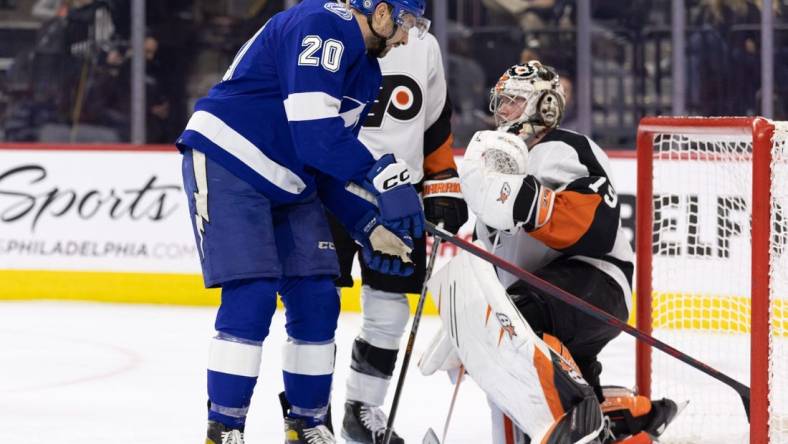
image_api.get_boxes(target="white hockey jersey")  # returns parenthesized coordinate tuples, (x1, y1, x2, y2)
(359, 31, 455, 183)
(477, 128, 634, 314)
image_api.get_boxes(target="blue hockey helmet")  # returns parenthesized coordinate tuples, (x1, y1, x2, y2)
(348, 0, 431, 38)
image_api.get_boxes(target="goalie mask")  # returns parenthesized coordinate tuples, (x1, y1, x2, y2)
(490, 61, 566, 137)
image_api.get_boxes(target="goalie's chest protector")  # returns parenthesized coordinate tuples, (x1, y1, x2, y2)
(482, 129, 634, 308)
(481, 227, 560, 289)
(476, 135, 580, 287)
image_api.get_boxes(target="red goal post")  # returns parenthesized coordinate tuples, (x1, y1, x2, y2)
(636, 117, 786, 443)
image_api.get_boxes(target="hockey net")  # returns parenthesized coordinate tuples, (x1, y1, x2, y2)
(635, 117, 787, 444)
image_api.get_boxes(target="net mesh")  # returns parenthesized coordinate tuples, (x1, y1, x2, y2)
(648, 123, 787, 443)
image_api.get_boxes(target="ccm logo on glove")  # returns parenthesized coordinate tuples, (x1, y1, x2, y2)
(374, 164, 412, 191)
(383, 170, 411, 190)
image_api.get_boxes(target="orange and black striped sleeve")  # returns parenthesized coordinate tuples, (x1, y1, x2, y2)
(423, 93, 457, 178)
(529, 175, 620, 257)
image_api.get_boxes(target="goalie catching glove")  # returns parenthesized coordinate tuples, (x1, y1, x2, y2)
(351, 211, 415, 276)
(362, 154, 424, 238)
(459, 130, 555, 232)
(422, 169, 468, 234)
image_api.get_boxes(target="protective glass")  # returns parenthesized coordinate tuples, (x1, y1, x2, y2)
(396, 11, 431, 39)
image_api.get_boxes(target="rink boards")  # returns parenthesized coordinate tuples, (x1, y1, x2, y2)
(10, 143, 770, 329)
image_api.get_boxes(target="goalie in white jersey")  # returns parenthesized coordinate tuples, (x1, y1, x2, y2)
(325, 28, 468, 444)
(420, 61, 678, 443)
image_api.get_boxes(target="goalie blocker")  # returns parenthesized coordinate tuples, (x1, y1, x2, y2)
(419, 247, 680, 443)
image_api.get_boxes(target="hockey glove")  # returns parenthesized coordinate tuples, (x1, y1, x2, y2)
(362, 154, 425, 238)
(352, 211, 415, 276)
(513, 175, 555, 232)
(459, 130, 533, 231)
(423, 169, 468, 234)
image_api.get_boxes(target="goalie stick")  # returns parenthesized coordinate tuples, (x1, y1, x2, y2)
(423, 428, 441, 444)
(421, 365, 465, 444)
(441, 366, 464, 442)
(424, 222, 753, 422)
(422, 366, 465, 444)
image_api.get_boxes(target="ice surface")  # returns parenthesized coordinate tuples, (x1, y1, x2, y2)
(0, 300, 650, 443)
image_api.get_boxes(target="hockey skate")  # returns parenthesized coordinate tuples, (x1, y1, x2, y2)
(601, 387, 685, 443)
(205, 420, 244, 444)
(341, 400, 404, 444)
(279, 392, 336, 443)
(284, 416, 337, 444)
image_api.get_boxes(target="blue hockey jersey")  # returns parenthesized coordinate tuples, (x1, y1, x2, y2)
(177, 0, 382, 204)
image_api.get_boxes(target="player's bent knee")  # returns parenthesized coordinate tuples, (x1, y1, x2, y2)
(360, 286, 409, 349)
(281, 276, 340, 342)
(508, 287, 552, 336)
(215, 278, 279, 342)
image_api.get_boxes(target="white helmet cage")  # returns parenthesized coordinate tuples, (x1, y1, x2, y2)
(489, 61, 566, 135)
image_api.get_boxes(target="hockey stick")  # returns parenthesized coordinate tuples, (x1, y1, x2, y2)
(423, 428, 441, 444)
(383, 225, 445, 444)
(422, 366, 467, 444)
(441, 365, 465, 442)
(424, 222, 753, 421)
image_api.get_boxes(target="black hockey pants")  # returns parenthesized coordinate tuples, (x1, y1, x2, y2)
(507, 258, 629, 402)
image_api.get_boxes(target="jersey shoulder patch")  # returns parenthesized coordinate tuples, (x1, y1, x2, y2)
(324, 2, 353, 20)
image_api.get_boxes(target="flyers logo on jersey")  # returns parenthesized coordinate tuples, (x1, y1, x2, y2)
(364, 74, 424, 128)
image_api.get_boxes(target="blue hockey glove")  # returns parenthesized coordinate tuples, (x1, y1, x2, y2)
(362, 154, 425, 238)
(352, 211, 415, 276)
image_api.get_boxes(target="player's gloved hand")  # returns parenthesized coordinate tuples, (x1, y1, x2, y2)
(422, 169, 468, 234)
(362, 154, 425, 238)
(459, 130, 531, 231)
(352, 211, 415, 276)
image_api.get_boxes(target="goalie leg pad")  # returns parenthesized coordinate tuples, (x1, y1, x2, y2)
(427, 248, 597, 441)
(418, 326, 462, 376)
(543, 396, 605, 444)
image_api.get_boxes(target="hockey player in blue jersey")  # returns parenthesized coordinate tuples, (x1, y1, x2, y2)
(175, 1, 430, 443)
